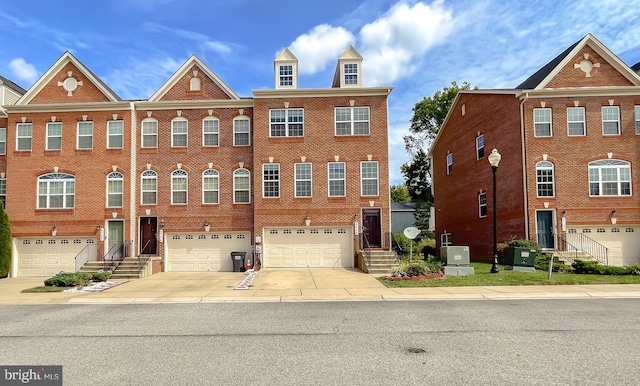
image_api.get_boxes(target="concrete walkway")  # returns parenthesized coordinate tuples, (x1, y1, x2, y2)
(2, 268, 640, 304)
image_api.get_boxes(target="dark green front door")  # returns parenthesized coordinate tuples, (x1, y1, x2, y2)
(108, 221, 124, 258)
(536, 211, 554, 249)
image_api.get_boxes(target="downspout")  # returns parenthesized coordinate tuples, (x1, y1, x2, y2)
(519, 93, 530, 240)
(129, 101, 137, 255)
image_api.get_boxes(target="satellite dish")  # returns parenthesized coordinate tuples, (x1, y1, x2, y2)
(403, 226, 420, 240)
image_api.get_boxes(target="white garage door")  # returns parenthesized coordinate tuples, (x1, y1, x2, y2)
(166, 232, 251, 272)
(575, 226, 640, 266)
(263, 227, 353, 268)
(16, 237, 98, 277)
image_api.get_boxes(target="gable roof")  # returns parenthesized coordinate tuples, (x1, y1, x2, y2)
(515, 33, 640, 89)
(274, 47, 297, 62)
(148, 55, 239, 101)
(332, 45, 363, 88)
(0, 75, 26, 95)
(16, 51, 121, 105)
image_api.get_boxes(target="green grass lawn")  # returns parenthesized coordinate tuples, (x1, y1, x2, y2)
(21, 286, 67, 293)
(380, 262, 640, 287)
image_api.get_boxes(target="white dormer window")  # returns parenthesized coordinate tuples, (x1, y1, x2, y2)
(344, 63, 358, 85)
(279, 65, 293, 87)
(274, 48, 298, 89)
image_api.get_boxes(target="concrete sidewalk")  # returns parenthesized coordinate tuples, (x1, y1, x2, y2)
(2, 268, 640, 304)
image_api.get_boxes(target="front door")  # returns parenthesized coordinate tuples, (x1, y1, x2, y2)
(108, 220, 124, 259)
(536, 211, 554, 249)
(140, 217, 157, 255)
(362, 208, 382, 248)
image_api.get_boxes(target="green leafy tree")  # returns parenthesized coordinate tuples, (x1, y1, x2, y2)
(390, 184, 410, 203)
(0, 201, 11, 278)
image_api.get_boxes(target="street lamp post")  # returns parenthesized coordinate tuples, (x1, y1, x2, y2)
(488, 148, 502, 274)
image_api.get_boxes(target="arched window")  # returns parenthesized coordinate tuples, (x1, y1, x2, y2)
(171, 169, 188, 204)
(190, 77, 201, 91)
(141, 118, 158, 148)
(233, 168, 250, 203)
(141, 170, 157, 205)
(536, 161, 554, 197)
(107, 172, 124, 207)
(589, 159, 631, 196)
(202, 169, 219, 204)
(38, 173, 75, 209)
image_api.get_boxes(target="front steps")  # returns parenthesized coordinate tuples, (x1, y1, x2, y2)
(554, 251, 597, 266)
(359, 250, 399, 276)
(79, 257, 152, 280)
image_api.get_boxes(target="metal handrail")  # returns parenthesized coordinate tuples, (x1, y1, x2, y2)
(555, 232, 608, 265)
(104, 242, 126, 272)
(140, 239, 153, 256)
(74, 243, 100, 272)
(362, 230, 372, 270)
(138, 256, 150, 275)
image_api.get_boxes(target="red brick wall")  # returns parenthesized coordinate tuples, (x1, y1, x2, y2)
(30, 62, 112, 104)
(159, 65, 234, 101)
(432, 92, 525, 261)
(546, 46, 634, 88)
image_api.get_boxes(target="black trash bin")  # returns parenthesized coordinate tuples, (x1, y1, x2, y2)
(230, 251, 247, 272)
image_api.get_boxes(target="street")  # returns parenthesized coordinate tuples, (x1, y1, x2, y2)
(1, 299, 639, 385)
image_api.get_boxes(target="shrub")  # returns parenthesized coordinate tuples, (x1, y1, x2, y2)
(44, 272, 91, 287)
(392, 259, 440, 277)
(497, 238, 541, 265)
(0, 201, 11, 278)
(92, 271, 112, 282)
(571, 259, 603, 275)
(392, 233, 411, 257)
(418, 238, 436, 259)
(534, 254, 572, 273)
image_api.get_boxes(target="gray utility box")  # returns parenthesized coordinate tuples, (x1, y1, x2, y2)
(230, 251, 246, 272)
(440, 246, 474, 276)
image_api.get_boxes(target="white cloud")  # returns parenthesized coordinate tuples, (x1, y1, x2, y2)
(289, 24, 355, 74)
(102, 56, 184, 100)
(359, 0, 454, 86)
(8, 58, 38, 83)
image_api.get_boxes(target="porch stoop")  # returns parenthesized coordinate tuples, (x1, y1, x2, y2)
(79, 257, 152, 279)
(359, 250, 398, 276)
(553, 251, 597, 266)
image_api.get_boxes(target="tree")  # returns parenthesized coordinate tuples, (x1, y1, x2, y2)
(0, 201, 11, 278)
(390, 184, 410, 203)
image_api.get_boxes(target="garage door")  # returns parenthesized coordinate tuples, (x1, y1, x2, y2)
(263, 227, 353, 268)
(574, 226, 640, 266)
(166, 232, 251, 272)
(16, 237, 98, 277)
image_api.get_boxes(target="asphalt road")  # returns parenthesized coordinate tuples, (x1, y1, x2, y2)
(1, 299, 639, 385)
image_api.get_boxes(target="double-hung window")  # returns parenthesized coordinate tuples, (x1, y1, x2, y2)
(635, 106, 640, 135)
(295, 163, 312, 197)
(38, 173, 75, 209)
(567, 107, 585, 136)
(203, 117, 219, 147)
(344, 63, 358, 85)
(335, 107, 370, 135)
(478, 193, 487, 218)
(269, 109, 304, 137)
(279, 65, 293, 87)
(360, 161, 379, 196)
(0, 128, 5, 154)
(108, 120, 124, 149)
(533, 108, 552, 137)
(171, 169, 188, 204)
(536, 161, 555, 197)
(476, 134, 484, 159)
(107, 172, 123, 207)
(602, 106, 620, 135)
(262, 164, 280, 198)
(441, 233, 452, 247)
(17, 123, 32, 151)
(77, 121, 93, 149)
(141, 170, 157, 205)
(0, 178, 6, 208)
(202, 169, 219, 204)
(142, 119, 158, 148)
(589, 160, 631, 196)
(233, 117, 250, 146)
(233, 169, 250, 203)
(171, 118, 188, 147)
(446, 153, 453, 175)
(328, 162, 345, 197)
(46, 122, 62, 150)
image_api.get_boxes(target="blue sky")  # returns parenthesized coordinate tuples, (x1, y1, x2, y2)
(2, 0, 640, 184)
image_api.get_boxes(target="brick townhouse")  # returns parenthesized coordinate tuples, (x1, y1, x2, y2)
(429, 34, 640, 267)
(1, 46, 392, 277)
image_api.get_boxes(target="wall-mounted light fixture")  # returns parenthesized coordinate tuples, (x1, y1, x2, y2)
(562, 210, 567, 217)
(305, 214, 311, 227)
(96, 225, 101, 230)
(204, 220, 210, 232)
(51, 225, 57, 237)
(353, 213, 359, 221)
(610, 210, 617, 225)
(160, 219, 165, 228)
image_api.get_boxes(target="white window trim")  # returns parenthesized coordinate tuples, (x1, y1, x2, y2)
(262, 163, 280, 198)
(141, 119, 158, 148)
(602, 106, 620, 136)
(171, 169, 188, 205)
(588, 159, 631, 197)
(16, 122, 32, 151)
(0, 178, 6, 208)
(342, 62, 360, 87)
(567, 107, 585, 137)
(233, 116, 251, 146)
(360, 161, 379, 197)
(536, 161, 555, 198)
(171, 118, 188, 147)
(202, 117, 220, 147)
(141, 170, 157, 205)
(106, 172, 124, 208)
(46, 122, 62, 151)
(446, 153, 453, 175)
(0, 128, 5, 155)
(269, 108, 304, 137)
(202, 169, 219, 204)
(335, 106, 370, 136)
(37, 173, 75, 209)
(478, 192, 487, 218)
(533, 108, 553, 138)
(107, 120, 124, 149)
(278, 64, 295, 88)
(233, 168, 251, 204)
(328, 162, 346, 197)
(295, 163, 312, 198)
(635, 106, 640, 135)
(441, 232, 452, 247)
(476, 134, 484, 160)
(76, 121, 94, 150)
